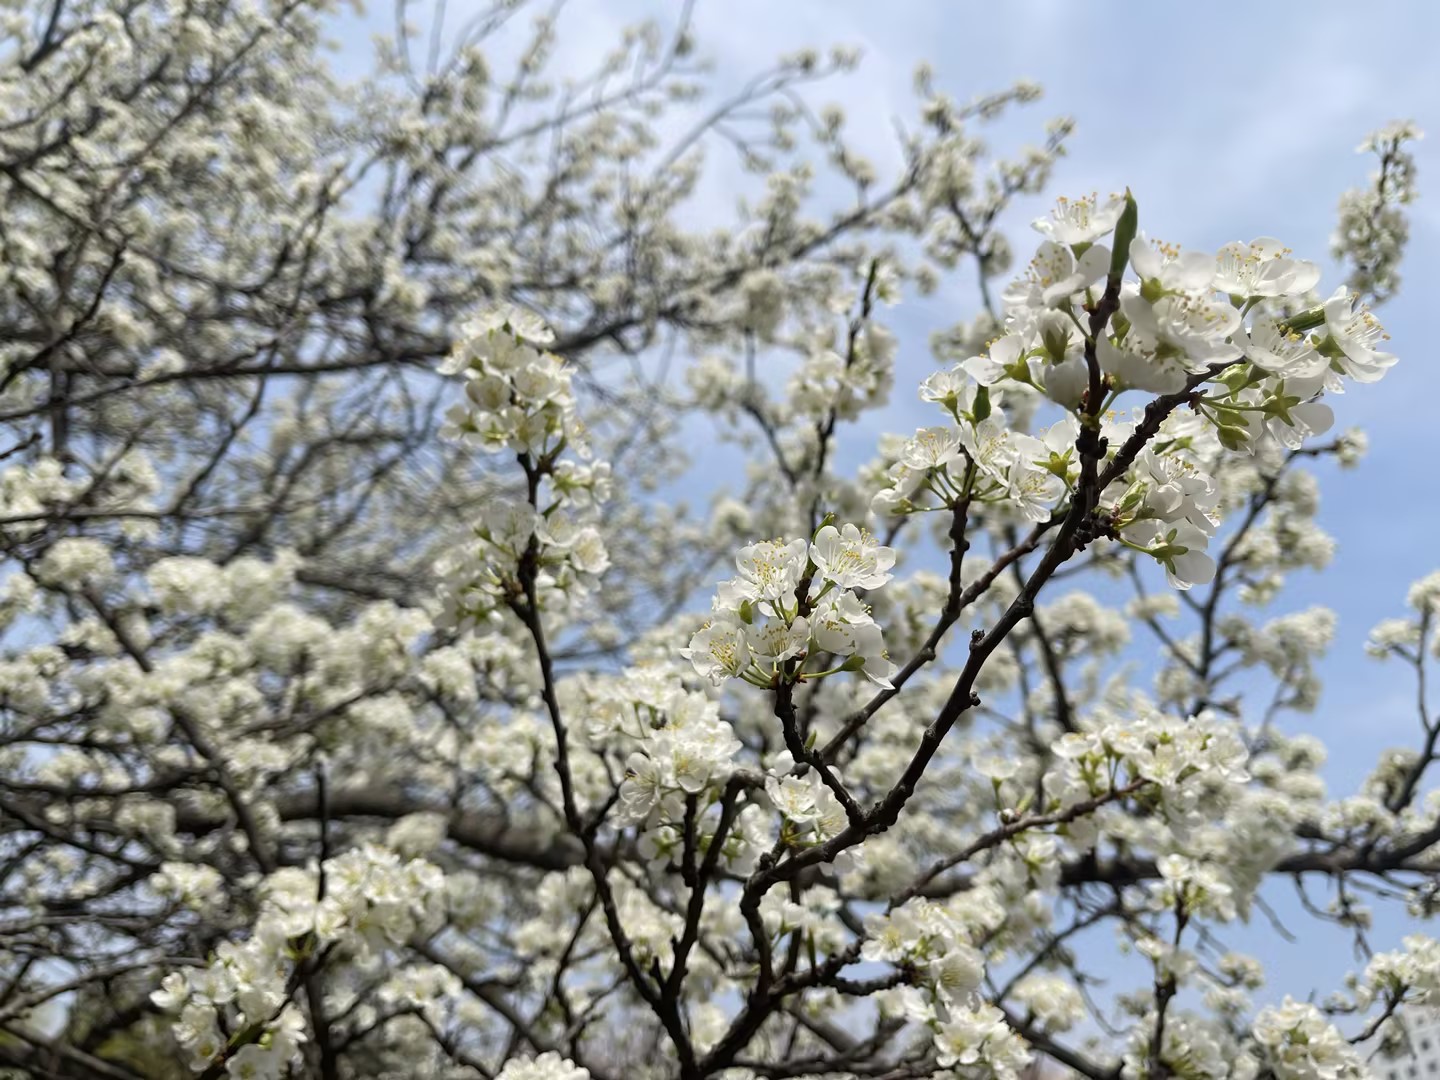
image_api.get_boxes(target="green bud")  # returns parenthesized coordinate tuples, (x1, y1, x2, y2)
(1108, 188, 1138, 283)
(971, 384, 991, 422)
(738, 599, 755, 625)
(1280, 306, 1326, 335)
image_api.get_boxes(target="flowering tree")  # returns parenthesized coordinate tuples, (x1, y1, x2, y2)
(0, 1, 1432, 1078)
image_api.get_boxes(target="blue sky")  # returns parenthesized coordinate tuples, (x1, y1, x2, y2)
(329, 0, 1440, 1019)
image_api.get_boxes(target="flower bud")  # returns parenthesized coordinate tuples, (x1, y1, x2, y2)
(1108, 189, 1139, 284)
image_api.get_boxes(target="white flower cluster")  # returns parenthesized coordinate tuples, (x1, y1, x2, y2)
(601, 666, 744, 828)
(0, 458, 76, 540)
(858, 898, 1037, 1075)
(153, 844, 445, 1077)
(1368, 569, 1440, 660)
(435, 307, 612, 630)
(873, 365, 1078, 524)
(33, 536, 116, 589)
(933, 1004, 1031, 1077)
(1251, 998, 1362, 1079)
(1051, 711, 1249, 822)
(861, 898, 985, 999)
(435, 498, 610, 631)
(683, 523, 898, 688)
(1358, 934, 1440, 1008)
(495, 1053, 591, 1080)
(150, 861, 228, 915)
(1122, 1011, 1241, 1080)
(874, 190, 1396, 591)
(1333, 120, 1423, 303)
(1107, 433, 1221, 589)
(1150, 854, 1237, 922)
(146, 551, 300, 619)
(439, 307, 581, 455)
(1011, 975, 1085, 1033)
(764, 751, 852, 849)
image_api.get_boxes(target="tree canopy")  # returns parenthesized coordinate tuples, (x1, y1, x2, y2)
(0, 2, 1432, 1078)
